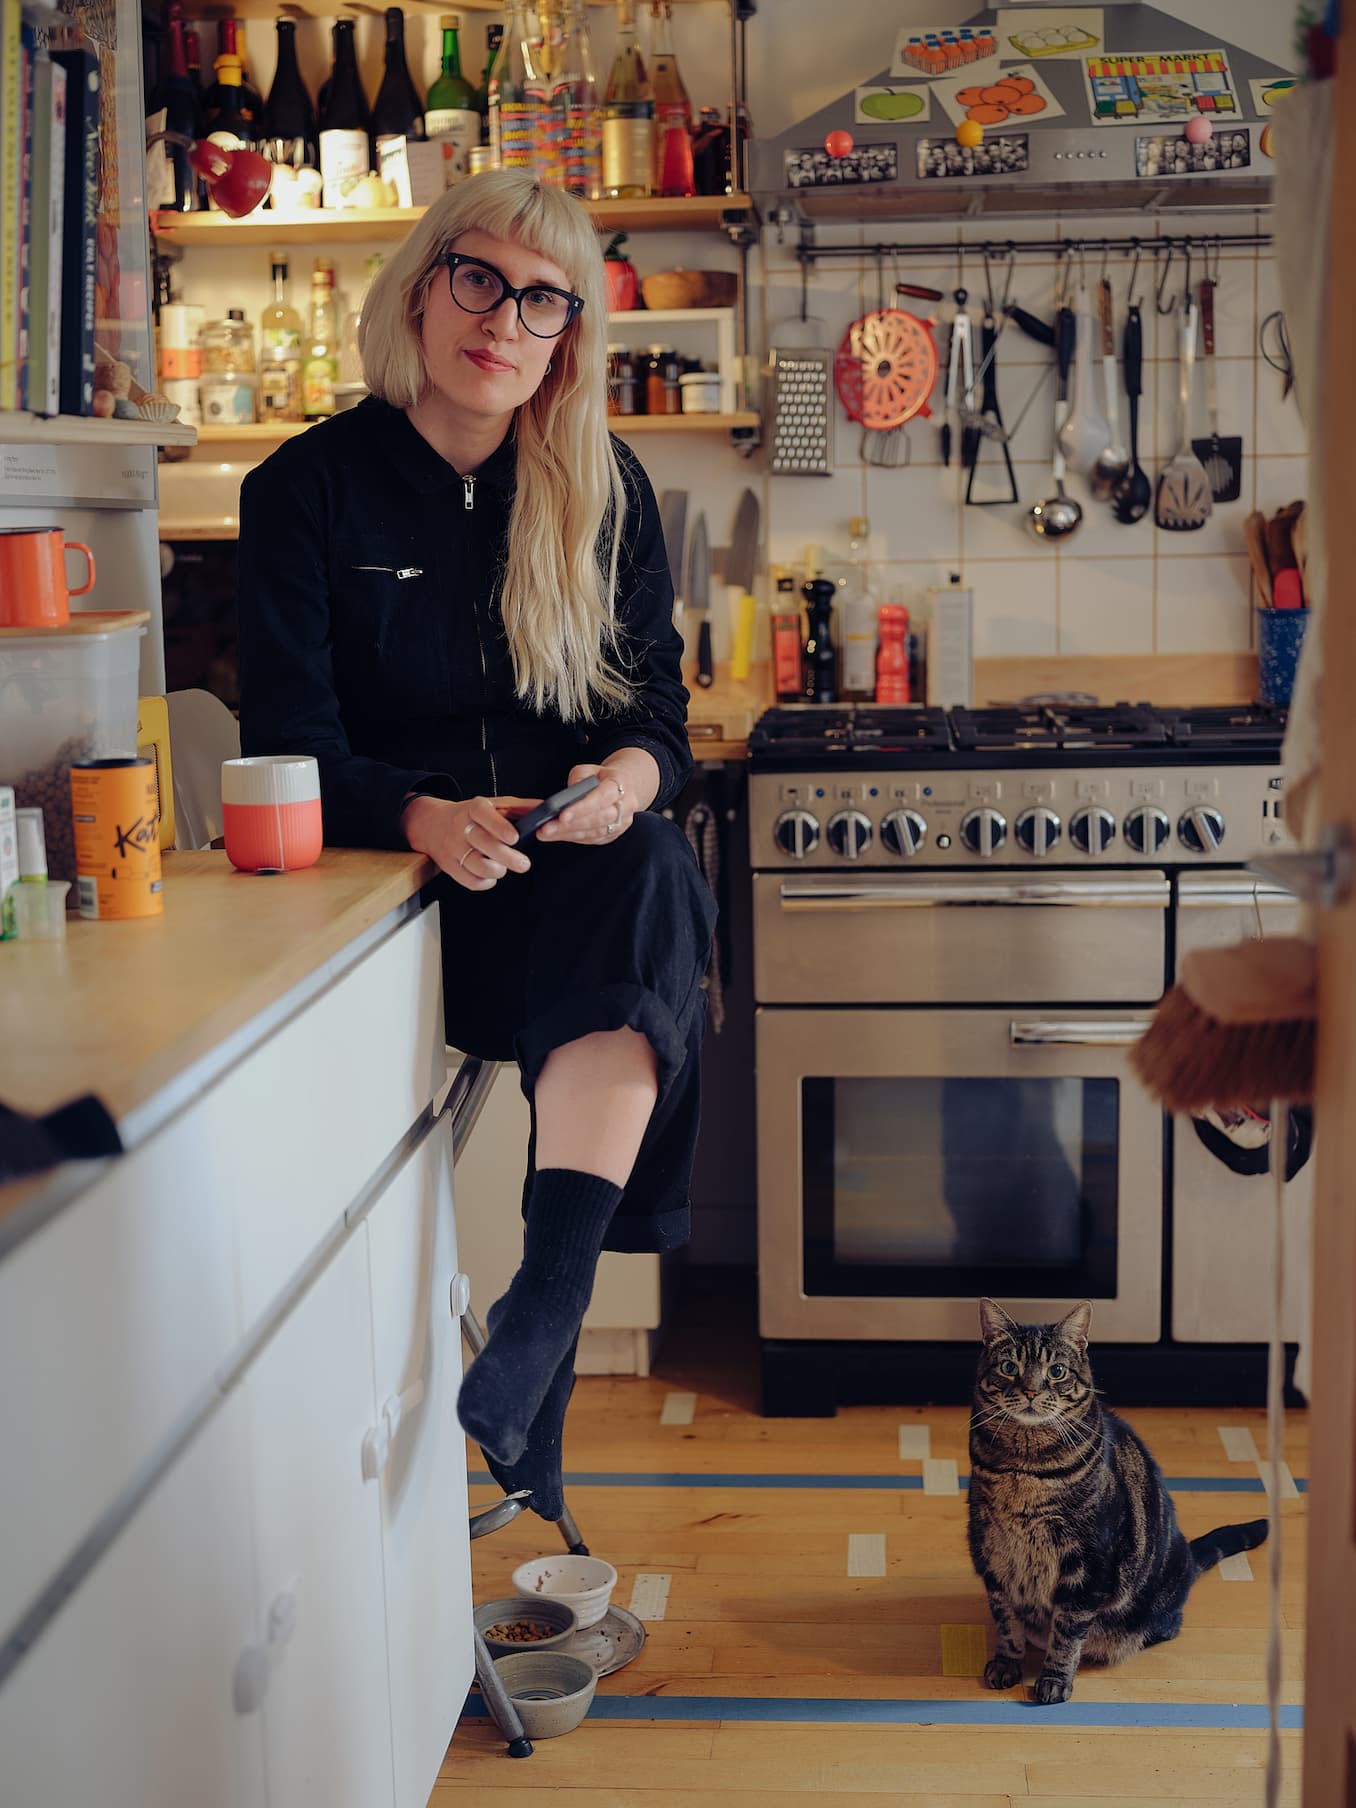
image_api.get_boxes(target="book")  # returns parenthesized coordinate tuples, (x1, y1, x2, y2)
(16, 26, 35, 410)
(0, 0, 20, 409)
(51, 46, 98, 416)
(25, 54, 66, 415)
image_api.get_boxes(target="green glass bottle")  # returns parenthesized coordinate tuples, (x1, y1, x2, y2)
(426, 13, 480, 180)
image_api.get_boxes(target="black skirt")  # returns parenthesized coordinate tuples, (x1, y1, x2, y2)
(431, 811, 717, 1254)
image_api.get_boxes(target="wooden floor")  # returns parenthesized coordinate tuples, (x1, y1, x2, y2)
(440, 1279, 1308, 1804)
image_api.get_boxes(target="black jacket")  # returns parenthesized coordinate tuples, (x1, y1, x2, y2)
(236, 397, 691, 848)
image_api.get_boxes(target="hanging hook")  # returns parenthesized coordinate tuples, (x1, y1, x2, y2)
(1055, 244, 1070, 309)
(1098, 239, 1110, 283)
(1126, 239, 1143, 308)
(1205, 236, 1222, 285)
(1181, 240, 1193, 310)
(1155, 242, 1177, 315)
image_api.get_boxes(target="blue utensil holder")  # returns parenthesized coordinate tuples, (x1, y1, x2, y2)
(1257, 607, 1309, 707)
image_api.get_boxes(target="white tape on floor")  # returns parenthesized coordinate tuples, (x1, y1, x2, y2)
(1218, 1425, 1260, 1463)
(1218, 1552, 1255, 1582)
(660, 1391, 697, 1426)
(923, 1458, 960, 1497)
(847, 1533, 887, 1577)
(628, 1572, 672, 1621)
(898, 1424, 932, 1461)
(1256, 1459, 1300, 1500)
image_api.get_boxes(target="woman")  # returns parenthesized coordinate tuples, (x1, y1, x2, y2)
(236, 171, 715, 1521)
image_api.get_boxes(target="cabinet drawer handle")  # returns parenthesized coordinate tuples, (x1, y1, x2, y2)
(361, 1379, 427, 1480)
(233, 1588, 298, 1713)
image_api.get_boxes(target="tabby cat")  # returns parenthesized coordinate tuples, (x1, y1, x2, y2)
(967, 1298, 1268, 1704)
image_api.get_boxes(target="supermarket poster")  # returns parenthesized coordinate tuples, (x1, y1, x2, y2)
(1082, 47, 1241, 126)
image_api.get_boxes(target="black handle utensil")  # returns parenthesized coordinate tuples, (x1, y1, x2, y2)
(1111, 304, 1152, 524)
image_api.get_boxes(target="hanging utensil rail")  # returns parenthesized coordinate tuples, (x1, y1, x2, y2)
(796, 231, 1273, 266)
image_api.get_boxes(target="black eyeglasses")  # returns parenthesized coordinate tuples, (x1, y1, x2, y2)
(440, 252, 585, 340)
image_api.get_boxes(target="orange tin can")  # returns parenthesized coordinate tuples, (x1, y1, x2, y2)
(70, 757, 164, 920)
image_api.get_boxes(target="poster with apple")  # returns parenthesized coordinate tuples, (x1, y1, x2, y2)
(856, 84, 932, 125)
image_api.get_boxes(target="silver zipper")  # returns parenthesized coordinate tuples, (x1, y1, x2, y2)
(469, 581, 498, 793)
(352, 564, 424, 579)
(464, 476, 476, 511)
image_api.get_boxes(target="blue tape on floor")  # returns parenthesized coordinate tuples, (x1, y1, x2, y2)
(469, 1470, 1306, 1494)
(461, 1695, 1303, 1729)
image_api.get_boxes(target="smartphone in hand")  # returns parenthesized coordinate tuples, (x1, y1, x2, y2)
(512, 774, 602, 846)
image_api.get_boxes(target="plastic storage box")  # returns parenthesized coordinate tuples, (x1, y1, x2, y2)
(0, 611, 148, 884)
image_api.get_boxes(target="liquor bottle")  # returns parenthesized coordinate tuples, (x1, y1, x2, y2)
(553, 0, 602, 198)
(340, 252, 384, 386)
(318, 19, 373, 207)
(692, 102, 749, 195)
(302, 257, 339, 420)
(425, 14, 480, 182)
(259, 252, 304, 422)
(260, 20, 319, 177)
(372, 7, 427, 154)
(202, 20, 260, 138)
(649, 0, 693, 197)
(532, 0, 565, 185)
(151, 0, 200, 212)
(477, 23, 504, 142)
(602, 0, 654, 199)
(490, 0, 544, 173)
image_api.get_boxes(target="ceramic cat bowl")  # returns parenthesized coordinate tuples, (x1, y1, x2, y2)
(474, 1595, 578, 1659)
(512, 1555, 618, 1630)
(492, 1651, 597, 1738)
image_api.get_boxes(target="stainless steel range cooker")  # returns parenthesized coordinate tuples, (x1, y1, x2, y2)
(747, 704, 1310, 1413)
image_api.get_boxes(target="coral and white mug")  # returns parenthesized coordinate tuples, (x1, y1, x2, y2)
(221, 755, 323, 873)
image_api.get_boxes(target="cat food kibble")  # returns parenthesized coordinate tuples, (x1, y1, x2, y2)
(13, 734, 96, 885)
(484, 1619, 557, 1644)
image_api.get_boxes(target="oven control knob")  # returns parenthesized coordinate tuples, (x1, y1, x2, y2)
(826, 809, 873, 860)
(1070, 806, 1117, 856)
(1123, 805, 1171, 854)
(1014, 807, 1062, 857)
(959, 808, 1008, 857)
(774, 809, 820, 859)
(880, 809, 928, 858)
(1178, 805, 1226, 854)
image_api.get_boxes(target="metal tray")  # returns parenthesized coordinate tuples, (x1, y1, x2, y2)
(560, 1604, 647, 1678)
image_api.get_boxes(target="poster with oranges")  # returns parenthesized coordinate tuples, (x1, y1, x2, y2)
(930, 63, 1066, 131)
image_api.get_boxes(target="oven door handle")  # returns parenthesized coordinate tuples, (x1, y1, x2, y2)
(1009, 1020, 1149, 1047)
(779, 878, 1170, 909)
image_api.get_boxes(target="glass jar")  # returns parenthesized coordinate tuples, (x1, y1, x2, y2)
(644, 344, 682, 416)
(607, 344, 641, 416)
(199, 312, 258, 424)
(679, 369, 720, 414)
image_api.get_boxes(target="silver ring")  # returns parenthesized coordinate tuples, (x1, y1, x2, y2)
(464, 821, 475, 839)
(614, 778, 626, 800)
(611, 801, 622, 825)
(606, 820, 618, 834)
(459, 847, 474, 870)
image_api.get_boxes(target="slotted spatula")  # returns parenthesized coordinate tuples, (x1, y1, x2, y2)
(1156, 300, 1213, 533)
(1190, 277, 1243, 503)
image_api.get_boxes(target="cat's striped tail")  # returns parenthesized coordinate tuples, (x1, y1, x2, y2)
(1190, 1518, 1269, 1575)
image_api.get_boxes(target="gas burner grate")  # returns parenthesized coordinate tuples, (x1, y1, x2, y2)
(1160, 704, 1288, 750)
(748, 705, 952, 760)
(948, 704, 1172, 753)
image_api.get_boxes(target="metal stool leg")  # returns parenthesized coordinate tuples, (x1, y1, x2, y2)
(473, 1627, 533, 1759)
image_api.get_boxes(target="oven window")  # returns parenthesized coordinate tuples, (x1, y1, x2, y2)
(802, 1077, 1119, 1297)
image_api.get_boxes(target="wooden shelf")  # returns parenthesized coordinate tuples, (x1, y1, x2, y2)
(193, 411, 758, 453)
(152, 195, 753, 248)
(0, 410, 196, 448)
(197, 423, 311, 443)
(210, 0, 718, 16)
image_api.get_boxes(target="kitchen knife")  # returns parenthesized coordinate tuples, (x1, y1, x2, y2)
(687, 511, 713, 688)
(659, 488, 688, 632)
(726, 487, 760, 683)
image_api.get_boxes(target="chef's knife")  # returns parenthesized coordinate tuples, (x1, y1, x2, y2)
(726, 487, 760, 683)
(687, 511, 713, 688)
(659, 488, 688, 632)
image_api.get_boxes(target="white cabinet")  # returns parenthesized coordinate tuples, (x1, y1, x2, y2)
(366, 1113, 473, 1807)
(0, 1392, 266, 1808)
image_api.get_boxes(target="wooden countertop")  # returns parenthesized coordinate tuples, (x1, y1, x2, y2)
(0, 849, 431, 1136)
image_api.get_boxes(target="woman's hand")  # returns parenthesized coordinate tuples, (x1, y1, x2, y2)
(402, 793, 537, 891)
(538, 749, 661, 846)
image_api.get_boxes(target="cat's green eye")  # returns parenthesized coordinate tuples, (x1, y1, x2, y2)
(999, 1359, 1019, 1377)
(1048, 1363, 1068, 1381)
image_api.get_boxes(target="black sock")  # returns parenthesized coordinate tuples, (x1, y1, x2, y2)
(479, 1296, 580, 1523)
(458, 1168, 621, 1466)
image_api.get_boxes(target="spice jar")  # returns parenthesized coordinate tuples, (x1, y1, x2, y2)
(679, 369, 721, 414)
(644, 345, 682, 416)
(607, 344, 641, 416)
(200, 310, 258, 424)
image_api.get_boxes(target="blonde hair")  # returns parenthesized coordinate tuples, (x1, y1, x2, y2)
(359, 171, 631, 721)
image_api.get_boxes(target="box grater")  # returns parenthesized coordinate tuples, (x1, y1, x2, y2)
(767, 344, 834, 475)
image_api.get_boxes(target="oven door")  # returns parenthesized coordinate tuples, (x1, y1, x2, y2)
(757, 1007, 1163, 1342)
(1171, 873, 1313, 1342)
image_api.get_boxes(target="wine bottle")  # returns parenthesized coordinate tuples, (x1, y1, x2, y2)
(234, 23, 265, 131)
(260, 20, 319, 177)
(649, 0, 693, 197)
(477, 23, 504, 140)
(553, 0, 602, 199)
(425, 13, 480, 183)
(151, 0, 200, 212)
(602, 0, 654, 199)
(202, 19, 259, 138)
(318, 19, 373, 208)
(372, 7, 427, 153)
(303, 257, 339, 419)
(205, 55, 255, 152)
(490, 0, 544, 173)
